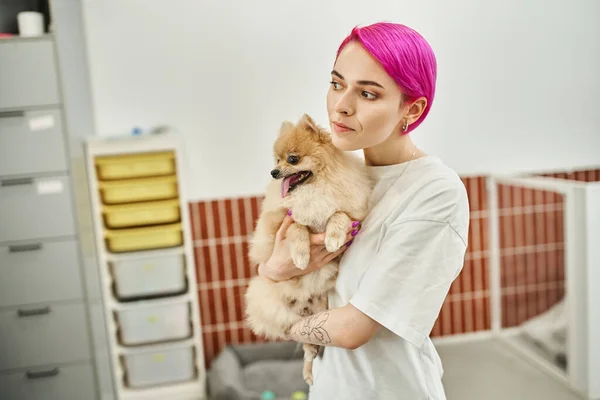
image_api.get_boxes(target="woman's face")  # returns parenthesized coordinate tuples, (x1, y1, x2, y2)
(326, 41, 406, 151)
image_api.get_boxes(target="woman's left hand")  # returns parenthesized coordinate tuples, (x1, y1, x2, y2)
(258, 215, 359, 281)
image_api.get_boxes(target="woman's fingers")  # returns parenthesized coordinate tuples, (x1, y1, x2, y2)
(316, 235, 353, 261)
(310, 233, 326, 245)
(306, 219, 362, 269)
(317, 246, 330, 256)
(322, 244, 348, 264)
(275, 215, 295, 240)
(345, 231, 356, 243)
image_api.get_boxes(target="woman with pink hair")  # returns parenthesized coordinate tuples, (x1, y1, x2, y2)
(258, 22, 469, 399)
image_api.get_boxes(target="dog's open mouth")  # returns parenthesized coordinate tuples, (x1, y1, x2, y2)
(281, 171, 312, 197)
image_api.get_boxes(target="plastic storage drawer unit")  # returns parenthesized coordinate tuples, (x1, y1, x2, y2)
(95, 151, 176, 181)
(98, 175, 178, 204)
(122, 345, 195, 388)
(103, 199, 181, 229)
(115, 300, 191, 346)
(104, 223, 182, 253)
(110, 253, 187, 300)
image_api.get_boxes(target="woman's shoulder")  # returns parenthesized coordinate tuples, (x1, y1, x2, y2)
(389, 156, 470, 227)
(395, 156, 466, 199)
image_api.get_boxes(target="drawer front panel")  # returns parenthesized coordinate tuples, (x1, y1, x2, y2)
(0, 362, 95, 400)
(0, 240, 83, 308)
(0, 108, 67, 177)
(0, 39, 60, 109)
(0, 302, 91, 371)
(0, 175, 75, 243)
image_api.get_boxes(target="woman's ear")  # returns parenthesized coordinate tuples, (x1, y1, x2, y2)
(404, 97, 428, 125)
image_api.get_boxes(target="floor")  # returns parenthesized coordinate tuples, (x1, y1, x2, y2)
(436, 337, 581, 400)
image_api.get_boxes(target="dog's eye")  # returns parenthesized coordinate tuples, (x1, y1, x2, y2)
(287, 155, 299, 165)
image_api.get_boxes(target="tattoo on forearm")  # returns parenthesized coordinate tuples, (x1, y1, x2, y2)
(296, 312, 332, 344)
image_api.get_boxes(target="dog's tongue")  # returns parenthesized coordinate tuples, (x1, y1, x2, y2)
(281, 174, 298, 198)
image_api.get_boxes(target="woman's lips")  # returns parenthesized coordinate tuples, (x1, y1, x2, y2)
(332, 121, 354, 133)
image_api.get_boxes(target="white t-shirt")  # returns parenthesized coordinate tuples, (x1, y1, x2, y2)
(309, 155, 470, 400)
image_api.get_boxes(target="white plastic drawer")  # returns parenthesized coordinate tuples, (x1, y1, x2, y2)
(111, 253, 187, 300)
(0, 240, 83, 308)
(0, 175, 75, 243)
(0, 38, 60, 109)
(116, 300, 191, 346)
(0, 362, 96, 400)
(122, 345, 195, 388)
(0, 108, 67, 177)
(0, 302, 91, 372)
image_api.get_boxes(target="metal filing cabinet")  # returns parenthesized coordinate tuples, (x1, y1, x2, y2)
(0, 36, 97, 400)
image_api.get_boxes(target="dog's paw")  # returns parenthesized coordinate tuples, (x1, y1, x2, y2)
(325, 212, 352, 252)
(287, 223, 311, 269)
(291, 246, 310, 269)
(324, 230, 346, 253)
(302, 344, 318, 385)
(303, 369, 314, 386)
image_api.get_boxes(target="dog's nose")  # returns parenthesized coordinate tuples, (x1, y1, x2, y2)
(270, 169, 280, 179)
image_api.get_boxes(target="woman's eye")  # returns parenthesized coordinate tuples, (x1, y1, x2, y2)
(330, 81, 342, 90)
(361, 91, 377, 100)
(287, 155, 299, 165)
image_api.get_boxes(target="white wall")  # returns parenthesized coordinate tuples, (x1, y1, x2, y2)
(82, 0, 600, 201)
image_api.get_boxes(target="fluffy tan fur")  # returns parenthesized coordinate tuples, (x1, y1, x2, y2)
(244, 114, 373, 384)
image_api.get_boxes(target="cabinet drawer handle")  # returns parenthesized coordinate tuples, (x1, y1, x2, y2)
(8, 243, 43, 253)
(17, 306, 51, 317)
(26, 368, 60, 380)
(1, 177, 34, 187)
(0, 110, 24, 119)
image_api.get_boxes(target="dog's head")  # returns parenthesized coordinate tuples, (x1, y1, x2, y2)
(271, 114, 334, 198)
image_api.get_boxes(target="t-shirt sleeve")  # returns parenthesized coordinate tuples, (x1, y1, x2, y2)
(349, 219, 468, 348)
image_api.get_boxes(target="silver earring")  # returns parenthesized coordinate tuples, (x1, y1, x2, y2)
(402, 120, 409, 132)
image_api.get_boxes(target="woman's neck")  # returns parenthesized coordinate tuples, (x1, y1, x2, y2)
(363, 134, 424, 166)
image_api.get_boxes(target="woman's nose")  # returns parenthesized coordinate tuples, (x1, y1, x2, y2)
(334, 92, 355, 116)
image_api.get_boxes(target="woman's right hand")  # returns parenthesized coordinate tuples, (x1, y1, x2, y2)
(258, 215, 359, 282)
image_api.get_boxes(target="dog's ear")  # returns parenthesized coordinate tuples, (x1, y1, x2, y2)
(298, 113, 331, 143)
(298, 113, 320, 133)
(279, 120, 294, 136)
(317, 130, 332, 144)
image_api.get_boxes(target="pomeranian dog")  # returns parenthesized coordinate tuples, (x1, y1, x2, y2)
(244, 114, 373, 384)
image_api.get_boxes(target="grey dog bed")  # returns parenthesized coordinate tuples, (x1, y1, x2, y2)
(207, 341, 309, 400)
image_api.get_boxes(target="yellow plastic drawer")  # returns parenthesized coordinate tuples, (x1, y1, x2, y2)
(98, 176, 178, 204)
(105, 223, 183, 253)
(103, 199, 181, 229)
(95, 151, 175, 181)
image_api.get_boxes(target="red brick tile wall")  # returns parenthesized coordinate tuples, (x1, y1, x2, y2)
(497, 168, 600, 328)
(189, 198, 264, 367)
(497, 184, 566, 327)
(432, 177, 491, 336)
(189, 168, 600, 367)
(540, 169, 600, 182)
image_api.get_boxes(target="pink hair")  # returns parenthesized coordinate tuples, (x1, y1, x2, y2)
(336, 22, 437, 134)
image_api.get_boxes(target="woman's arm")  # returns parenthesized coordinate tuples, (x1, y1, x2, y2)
(286, 304, 380, 350)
